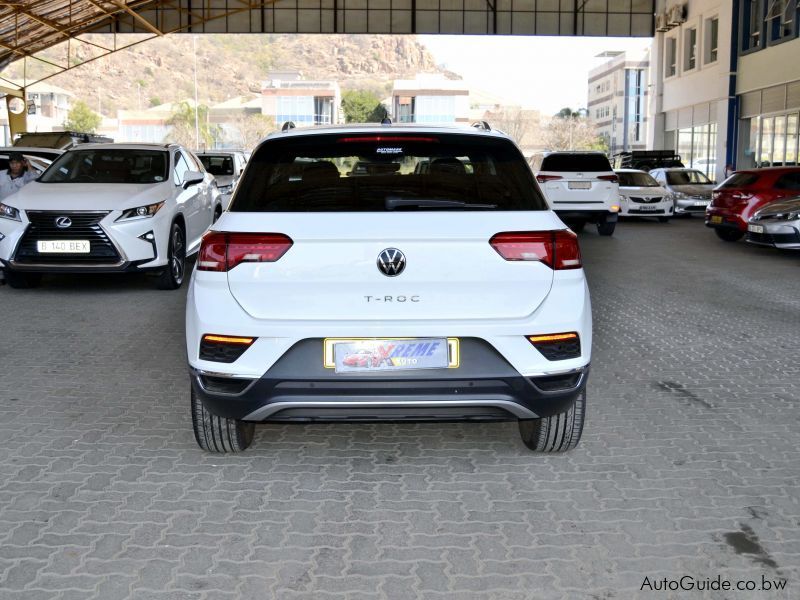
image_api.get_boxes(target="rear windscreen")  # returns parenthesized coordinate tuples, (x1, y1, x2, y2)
(231, 133, 548, 212)
(540, 153, 612, 172)
(199, 155, 235, 176)
(616, 172, 660, 187)
(665, 170, 712, 185)
(719, 173, 760, 189)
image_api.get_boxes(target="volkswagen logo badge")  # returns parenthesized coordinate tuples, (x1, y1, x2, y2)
(55, 216, 72, 229)
(377, 248, 406, 277)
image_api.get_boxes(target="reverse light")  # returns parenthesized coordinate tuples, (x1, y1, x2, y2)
(490, 230, 582, 270)
(117, 201, 165, 221)
(536, 174, 563, 184)
(0, 202, 21, 221)
(197, 232, 293, 272)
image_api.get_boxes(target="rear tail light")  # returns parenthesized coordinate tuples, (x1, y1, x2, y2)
(490, 230, 581, 270)
(536, 174, 563, 184)
(527, 332, 581, 361)
(337, 136, 439, 143)
(598, 175, 619, 183)
(198, 232, 293, 272)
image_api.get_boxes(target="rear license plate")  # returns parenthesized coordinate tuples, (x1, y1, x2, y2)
(325, 338, 459, 373)
(710, 215, 723, 224)
(748, 224, 764, 234)
(37, 240, 90, 253)
(568, 181, 591, 190)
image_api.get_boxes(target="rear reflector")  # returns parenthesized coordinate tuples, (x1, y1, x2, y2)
(202, 334, 255, 345)
(198, 232, 293, 272)
(598, 174, 619, 183)
(536, 174, 563, 183)
(200, 334, 256, 363)
(490, 230, 582, 270)
(527, 332, 581, 361)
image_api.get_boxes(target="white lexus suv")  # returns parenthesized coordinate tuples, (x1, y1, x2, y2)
(0, 143, 221, 289)
(186, 124, 592, 452)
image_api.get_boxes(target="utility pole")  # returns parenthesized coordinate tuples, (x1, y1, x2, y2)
(193, 35, 200, 150)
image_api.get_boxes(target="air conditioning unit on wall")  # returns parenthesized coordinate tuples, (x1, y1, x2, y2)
(668, 4, 687, 26)
(655, 13, 670, 32)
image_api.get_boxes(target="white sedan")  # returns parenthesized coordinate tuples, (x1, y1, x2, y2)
(0, 143, 221, 289)
(615, 169, 673, 222)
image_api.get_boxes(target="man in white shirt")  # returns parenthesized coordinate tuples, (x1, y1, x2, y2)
(0, 152, 40, 200)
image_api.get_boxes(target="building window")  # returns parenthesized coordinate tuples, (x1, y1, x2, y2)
(705, 17, 719, 63)
(768, 0, 797, 43)
(625, 69, 646, 145)
(676, 123, 718, 177)
(665, 37, 677, 77)
(743, 0, 765, 51)
(684, 27, 698, 71)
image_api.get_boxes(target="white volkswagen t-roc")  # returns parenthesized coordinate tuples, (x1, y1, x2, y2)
(186, 123, 592, 452)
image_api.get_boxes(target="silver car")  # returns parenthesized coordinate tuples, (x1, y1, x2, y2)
(649, 168, 716, 215)
(746, 196, 800, 250)
(197, 151, 247, 210)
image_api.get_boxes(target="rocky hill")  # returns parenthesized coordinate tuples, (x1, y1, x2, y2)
(6, 34, 452, 115)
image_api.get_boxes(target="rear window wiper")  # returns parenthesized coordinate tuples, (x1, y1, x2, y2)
(385, 196, 497, 210)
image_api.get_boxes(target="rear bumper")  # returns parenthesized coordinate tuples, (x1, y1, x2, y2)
(190, 338, 590, 422)
(553, 210, 618, 224)
(705, 208, 746, 231)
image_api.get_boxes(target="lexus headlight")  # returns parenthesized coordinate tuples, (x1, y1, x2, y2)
(0, 202, 21, 221)
(117, 201, 165, 221)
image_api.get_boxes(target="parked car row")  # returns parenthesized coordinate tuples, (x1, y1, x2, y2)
(705, 166, 800, 250)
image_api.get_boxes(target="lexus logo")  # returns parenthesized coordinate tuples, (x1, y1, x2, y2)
(55, 216, 72, 228)
(377, 248, 406, 277)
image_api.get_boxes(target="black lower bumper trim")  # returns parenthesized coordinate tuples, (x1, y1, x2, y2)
(1, 259, 159, 274)
(190, 338, 589, 423)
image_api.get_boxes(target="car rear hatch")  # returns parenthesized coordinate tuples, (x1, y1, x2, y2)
(217, 129, 561, 322)
(223, 212, 560, 321)
(536, 153, 618, 207)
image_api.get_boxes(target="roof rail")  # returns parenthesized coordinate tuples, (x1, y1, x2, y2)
(380, 117, 392, 125)
(281, 121, 296, 132)
(471, 121, 491, 131)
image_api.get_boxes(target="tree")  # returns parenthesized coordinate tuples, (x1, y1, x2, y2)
(341, 90, 388, 123)
(63, 100, 101, 133)
(164, 101, 218, 149)
(542, 108, 602, 151)
(225, 112, 275, 149)
(484, 107, 542, 147)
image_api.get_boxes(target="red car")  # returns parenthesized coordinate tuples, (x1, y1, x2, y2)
(706, 167, 800, 241)
(342, 349, 381, 368)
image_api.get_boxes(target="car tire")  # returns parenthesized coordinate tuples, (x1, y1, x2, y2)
(156, 221, 186, 290)
(191, 387, 255, 453)
(597, 221, 616, 236)
(213, 205, 222, 223)
(518, 389, 585, 452)
(657, 216, 670, 223)
(570, 221, 586, 233)
(4, 270, 42, 289)
(714, 228, 744, 242)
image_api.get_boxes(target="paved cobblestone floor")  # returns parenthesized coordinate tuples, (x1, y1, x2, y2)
(0, 218, 798, 599)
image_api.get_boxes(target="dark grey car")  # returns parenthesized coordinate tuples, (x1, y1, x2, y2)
(650, 168, 716, 215)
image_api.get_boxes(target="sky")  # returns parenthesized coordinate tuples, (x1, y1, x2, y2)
(419, 36, 652, 116)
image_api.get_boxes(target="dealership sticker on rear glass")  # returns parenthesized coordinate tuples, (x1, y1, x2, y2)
(333, 338, 448, 373)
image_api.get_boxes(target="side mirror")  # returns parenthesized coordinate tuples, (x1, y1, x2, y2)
(182, 170, 204, 189)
